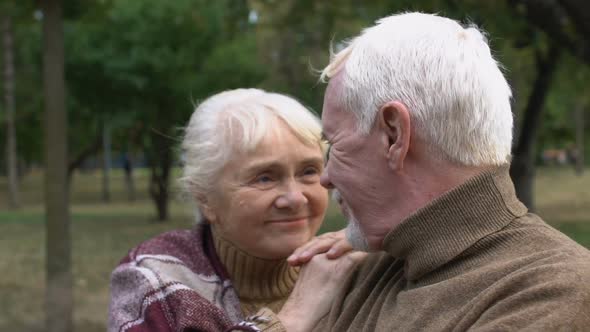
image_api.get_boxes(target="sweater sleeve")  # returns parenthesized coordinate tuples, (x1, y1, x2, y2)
(468, 263, 590, 331)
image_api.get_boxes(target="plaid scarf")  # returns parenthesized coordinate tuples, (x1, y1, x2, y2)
(108, 224, 271, 332)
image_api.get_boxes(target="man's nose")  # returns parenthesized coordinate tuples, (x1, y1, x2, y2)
(320, 167, 334, 189)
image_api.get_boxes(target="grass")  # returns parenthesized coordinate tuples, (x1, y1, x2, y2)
(0, 166, 588, 331)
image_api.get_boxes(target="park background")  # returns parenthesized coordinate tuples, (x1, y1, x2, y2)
(0, 1, 589, 331)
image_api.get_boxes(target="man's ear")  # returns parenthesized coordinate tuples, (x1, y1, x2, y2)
(378, 101, 411, 171)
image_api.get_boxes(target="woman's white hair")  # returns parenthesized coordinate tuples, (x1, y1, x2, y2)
(178, 88, 325, 221)
(321, 12, 513, 166)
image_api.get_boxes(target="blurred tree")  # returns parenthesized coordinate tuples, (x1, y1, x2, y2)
(64, 0, 125, 181)
(102, 0, 228, 221)
(506, 0, 590, 208)
(5, 0, 588, 218)
(570, 102, 586, 176)
(2, 11, 19, 208)
(10, 11, 43, 170)
(102, 120, 112, 202)
(196, 34, 268, 97)
(61, 0, 267, 220)
(251, 0, 381, 111)
(510, 0, 590, 66)
(42, 1, 72, 332)
(537, 53, 589, 175)
(510, 44, 562, 210)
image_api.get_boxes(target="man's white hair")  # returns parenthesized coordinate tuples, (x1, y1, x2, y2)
(178, 88, 325, 221)
(321, 12, 513, 166)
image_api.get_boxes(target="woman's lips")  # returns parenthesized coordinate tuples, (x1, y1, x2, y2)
(266, 217, 309, 225)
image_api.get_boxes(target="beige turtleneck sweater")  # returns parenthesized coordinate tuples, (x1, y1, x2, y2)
(212, 230, 299, 317)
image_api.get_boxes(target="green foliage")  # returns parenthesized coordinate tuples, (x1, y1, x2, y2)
(539, 54, 590, 150)
(196, 34, 268, 99)
(65, 0, 226, 126)
(4, 0, 587, 164)
(13, 18, 43, 164)
(3, 0, 590, 207)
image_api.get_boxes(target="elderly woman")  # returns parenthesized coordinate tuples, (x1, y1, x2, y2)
(108, 89, 331, 331)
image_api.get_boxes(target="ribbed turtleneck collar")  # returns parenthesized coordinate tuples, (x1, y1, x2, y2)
(211, 228, 299, 301)
(382, 165, 528, 281)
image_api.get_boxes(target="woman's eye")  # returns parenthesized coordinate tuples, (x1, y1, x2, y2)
(303, 167, 319, 176)
(257, 175, 272, 183)
(254, 174, 274, 184)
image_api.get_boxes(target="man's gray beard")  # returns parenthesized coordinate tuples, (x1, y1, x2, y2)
(332, 190, 370, 252)
(345, 214, 370, 252)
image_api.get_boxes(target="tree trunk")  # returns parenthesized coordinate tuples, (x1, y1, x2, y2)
(575, 102, 584, 175)
(123, 152, 135, 202)
(510, 45, 561, 210)
(148, 131, 172, 222)
(2, 14, 20, 208)
(42, 1, 72, 332)
(102, 121, 111, 202)
(67, 135, 101, 178)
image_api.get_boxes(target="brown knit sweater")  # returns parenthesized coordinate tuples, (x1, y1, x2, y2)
(262, 166, 590, 331)
(213, 229, 299, 317)
(314, 166, 590, 331)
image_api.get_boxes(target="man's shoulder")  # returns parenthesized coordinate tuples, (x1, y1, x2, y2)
(465, 212, 590, 285)
(499, 212, 590, 260)
(468, 220, 590, 330)
(350, 251, 404, 285)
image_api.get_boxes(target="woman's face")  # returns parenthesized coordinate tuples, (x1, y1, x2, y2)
(203, 122, 328, 259)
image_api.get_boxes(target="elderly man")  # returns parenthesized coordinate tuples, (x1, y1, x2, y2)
(258, 12, 590, 332)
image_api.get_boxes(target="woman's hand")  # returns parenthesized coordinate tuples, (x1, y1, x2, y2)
(278, 251, 366, 332)
(287, 229, 353, 266)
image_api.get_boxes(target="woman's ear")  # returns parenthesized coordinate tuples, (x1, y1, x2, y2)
(195, 194, 218, 224)
(378, 101, 411, 171)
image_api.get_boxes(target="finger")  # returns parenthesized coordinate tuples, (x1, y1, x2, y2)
(345, 251, 368, 264)
(326, 239, 354, 259)
(288, 240, 334, 266)
(290, 234, 331, 257)
(287, 256, 306, 266)
(288, 232, 343, 264)
(291, 238, 326, 258)
(288, 241, 320, 264)
(298, 252, 330, 271)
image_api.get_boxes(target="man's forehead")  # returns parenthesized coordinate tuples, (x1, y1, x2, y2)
(321, 72, 345, 136)
(324, 71, 344, 108)
(321, 95, 337, 138)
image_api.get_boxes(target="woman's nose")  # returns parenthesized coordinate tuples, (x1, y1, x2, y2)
(275, 186, 308, 210)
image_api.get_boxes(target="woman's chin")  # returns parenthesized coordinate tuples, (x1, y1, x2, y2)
(258, 236, 310, 259)
(246, 224, 320, 259)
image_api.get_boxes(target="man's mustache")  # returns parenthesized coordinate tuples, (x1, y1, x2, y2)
(331, 189, 343, 204)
